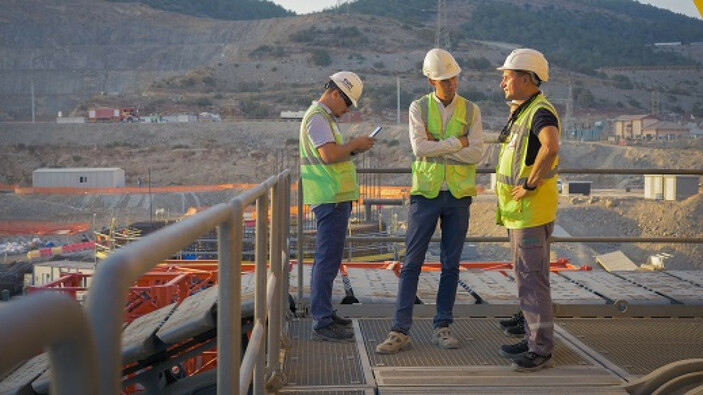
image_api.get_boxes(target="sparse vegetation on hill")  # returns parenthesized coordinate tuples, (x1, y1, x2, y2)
(343, 0, 703, 73)
(458, 0, 701, 73)
(107, 0, 293, 20)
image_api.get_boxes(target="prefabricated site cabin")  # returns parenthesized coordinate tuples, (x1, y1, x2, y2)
(32, 168, 125, 188)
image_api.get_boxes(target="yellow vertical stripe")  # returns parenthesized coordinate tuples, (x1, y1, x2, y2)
(695, 0, 703, 18)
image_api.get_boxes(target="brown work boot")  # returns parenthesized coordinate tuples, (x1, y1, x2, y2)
(375, 331, 411, 354)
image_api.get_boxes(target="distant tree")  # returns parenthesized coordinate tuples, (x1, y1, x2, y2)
(692, 102, 703, 118)
(611, 75, 633, 90)
(310, 49, 332, 66)
(574, 87, 596, 108)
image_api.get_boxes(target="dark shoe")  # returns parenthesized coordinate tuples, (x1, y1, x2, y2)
(504, 320, 525, 337)
(499, 339, 529, 359)
(511, 352, 554, 372)
(499, 311, 524, 330)
(311, 323, 354, 342)
(332, 311, 352, 327)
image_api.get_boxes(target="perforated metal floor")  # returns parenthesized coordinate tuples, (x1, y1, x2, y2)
(281, 317, 631, 392)
(362, 318, 585, 368)
(556, 318, 703, 376)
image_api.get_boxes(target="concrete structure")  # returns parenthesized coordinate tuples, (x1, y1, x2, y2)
(642, 121, 689, 140)
(613, 114, 657, 140)
(644, 174, 665, 200)
(162, 114, 198, 123)
(33, 168, 125, 188)
(645, 174, 699, 201)
(33, 261, 96, 288)
(56, 117, 86, 124)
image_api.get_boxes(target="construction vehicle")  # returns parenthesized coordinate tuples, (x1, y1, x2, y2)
(87, 107, 140, 123)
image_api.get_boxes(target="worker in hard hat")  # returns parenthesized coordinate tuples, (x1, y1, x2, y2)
(299, 71, 375, 342)
(376, 48, 484, 354)
(494, 48, 560, 372)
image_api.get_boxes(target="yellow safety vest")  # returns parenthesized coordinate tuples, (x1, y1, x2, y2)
(495, 94, 560, 229)
(299, 104, 359, 205)
(410, 93, 477, 199)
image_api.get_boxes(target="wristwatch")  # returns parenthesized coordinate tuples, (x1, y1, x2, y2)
(522, 180, 536, 191)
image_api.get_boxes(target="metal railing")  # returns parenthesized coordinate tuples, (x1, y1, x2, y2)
(0, 292, 99, 394)
(295, 168, 703, 301)
(85, 170, 290, 394)
(1, 172, 290, 394)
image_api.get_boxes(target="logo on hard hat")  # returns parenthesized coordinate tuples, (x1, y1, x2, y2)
(340, 78, 354, 90)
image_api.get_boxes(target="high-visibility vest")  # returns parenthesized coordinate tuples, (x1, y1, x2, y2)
(299, 104, 359, 205)
(410, 93, 477, 199)
(495, 94, 560, 229)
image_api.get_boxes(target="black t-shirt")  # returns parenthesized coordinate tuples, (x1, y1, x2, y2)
(525, 108, 558, 166)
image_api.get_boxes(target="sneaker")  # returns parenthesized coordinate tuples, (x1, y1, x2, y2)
(311, 323, 354, 342)
(499, 339, 529, 359)
(431, 327, 459, 349)
(332, 311, 352, 327)
(499, 311, 524, 330)
(375, 331, 411, 354)
(511, 352, 555, 372)
(504, 320, 525, 337)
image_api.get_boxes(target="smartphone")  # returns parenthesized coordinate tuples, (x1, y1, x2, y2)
(370, 126, 383, 138)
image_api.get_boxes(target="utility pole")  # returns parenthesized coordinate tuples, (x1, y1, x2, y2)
(565, 78, 574, 138)
(435, 0, 450, 50)
(397, 76, 401, 124)
(31, 78, 35, 123)
(651, 91, 660, 117)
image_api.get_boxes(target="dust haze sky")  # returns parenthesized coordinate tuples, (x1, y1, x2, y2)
(270, 0, 702, 20)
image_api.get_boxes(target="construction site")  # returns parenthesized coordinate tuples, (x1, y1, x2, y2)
(2, 0, 703, 393)
(0, 118, 702, 393)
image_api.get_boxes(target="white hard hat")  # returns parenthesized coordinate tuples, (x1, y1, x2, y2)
(422, 48, 461, 80)
(329, 71, 363, 107)
(497, 48, 549, 82)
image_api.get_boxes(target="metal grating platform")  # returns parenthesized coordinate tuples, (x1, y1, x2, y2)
(559, 271, 671, 304)
(362, 318, 585, 368)
(283, 319, 368, 391)
(614, 271, 703, 305)
(556, 318, 703, 376)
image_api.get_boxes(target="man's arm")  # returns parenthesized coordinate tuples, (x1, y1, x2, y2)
(305, 113, 375, 164)
(511, 125, 559, 200)
(317, 136, 375, 164)
(444, 105, 485, 164)
(409, 100, 464, 157)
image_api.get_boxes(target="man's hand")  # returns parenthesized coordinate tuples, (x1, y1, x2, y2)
(511, 185, 529, 201)
(458, 135, 469, 147)
(351, 136, 375, 154)
(425, 130, 435, 141)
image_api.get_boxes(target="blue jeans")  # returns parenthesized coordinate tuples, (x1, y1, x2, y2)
(392, 192, 471, 334)
(310, 201, 352, 330)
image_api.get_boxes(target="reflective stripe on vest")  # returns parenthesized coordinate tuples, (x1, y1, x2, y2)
(410, 93, 478, 199)
(495, 94, 560, 229)
(299, 104, 359, 205)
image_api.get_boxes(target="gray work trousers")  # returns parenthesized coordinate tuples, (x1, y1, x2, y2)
(509, 222, 554, 356)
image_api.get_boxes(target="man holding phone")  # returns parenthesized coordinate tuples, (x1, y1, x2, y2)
(377, 48, 484, 354)
(299, 71, 375, 342)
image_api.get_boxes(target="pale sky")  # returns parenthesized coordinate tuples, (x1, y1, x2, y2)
(270, 0, 702, 20)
